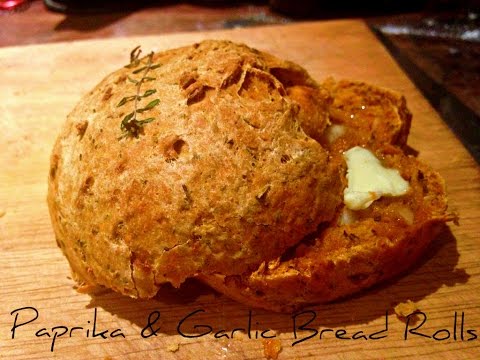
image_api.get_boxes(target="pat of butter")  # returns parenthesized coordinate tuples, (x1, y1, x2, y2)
(324, 124, 346, 144)
(343, 146, 409, 210)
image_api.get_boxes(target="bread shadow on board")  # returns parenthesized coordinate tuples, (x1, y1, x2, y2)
(87, 224, 468, 335)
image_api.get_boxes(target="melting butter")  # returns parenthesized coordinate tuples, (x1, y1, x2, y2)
(343, 146, 409, 210)
(338, 208, 358, 225)
(324, 124, 346, 144)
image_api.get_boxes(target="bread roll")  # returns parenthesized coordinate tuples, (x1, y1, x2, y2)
(201, 145, 450, 312)
(47, 40, 341, 298)
(200, 81, 451, 312)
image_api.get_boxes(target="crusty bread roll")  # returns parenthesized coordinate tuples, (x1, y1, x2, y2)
(200, 145, 450, 312)
(48, 40, 451, 311)
(200, 80, 451, 312)
(47, 40, 342, 298)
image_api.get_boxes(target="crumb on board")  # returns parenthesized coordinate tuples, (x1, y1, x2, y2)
(104, 356, 113, 360)
(394, 300, 418, 319)
(166, 342, 180, 353)
(74, 282, 108, 295)
(262, 338, 282, 360)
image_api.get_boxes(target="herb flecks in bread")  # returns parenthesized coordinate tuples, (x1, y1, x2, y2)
(199, 75, 452, 312)
(48, 41, 451, 310)
(47, 40, 342, 299)
(201, 145, 451, 312)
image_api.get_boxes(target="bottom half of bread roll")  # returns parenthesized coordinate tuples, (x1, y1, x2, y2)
(200, 146, 452, 312)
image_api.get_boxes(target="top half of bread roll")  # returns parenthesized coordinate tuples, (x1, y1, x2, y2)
(47, 40, 342, 297)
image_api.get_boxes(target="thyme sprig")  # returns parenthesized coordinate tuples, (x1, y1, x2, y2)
(119, 48, 161, 139)
(125, 46, 142, 69)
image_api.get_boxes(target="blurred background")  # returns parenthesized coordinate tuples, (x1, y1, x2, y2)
(1, 1, 478, 16)
(1, 1, 479, 44)
(1, 1, 479, 48)
(1, 0, 479, 160)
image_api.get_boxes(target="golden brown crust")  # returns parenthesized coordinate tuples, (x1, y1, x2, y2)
(287, 85, 332, 142)
(48, 40, 450, 311)
(47, 40, 341, 298)
(320, 78, 412, 150)
(200, 79, 448, 312)
(200, 146, 450, 312)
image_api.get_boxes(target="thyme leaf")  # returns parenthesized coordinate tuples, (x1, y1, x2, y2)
(122, 112, 134, 123)
(125, 45, 142, 68)
(127, 76, 139, 84)
(117, 95, 136, 107)
(137, 99, 160, 113)
(137, 117, 155, 124)
(116, 89, 157, 107)
(132, 66, 148, 74)
(142, 89, 157, 97)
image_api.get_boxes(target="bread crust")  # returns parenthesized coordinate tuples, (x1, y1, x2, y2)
(48, 40, 450, 310)
(201, 146, 449, 312)
(47, 40, 341, 297)
(320, 78, 412, 149)
(200, 79, 450, 312)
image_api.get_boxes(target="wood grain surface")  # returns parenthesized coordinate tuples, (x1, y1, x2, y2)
(0, 20, 479, 359)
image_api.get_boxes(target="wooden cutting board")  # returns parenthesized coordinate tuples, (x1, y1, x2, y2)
(1, 20, 479, 359)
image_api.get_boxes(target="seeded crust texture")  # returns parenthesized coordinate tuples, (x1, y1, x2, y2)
(47, 40, 342, 298)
